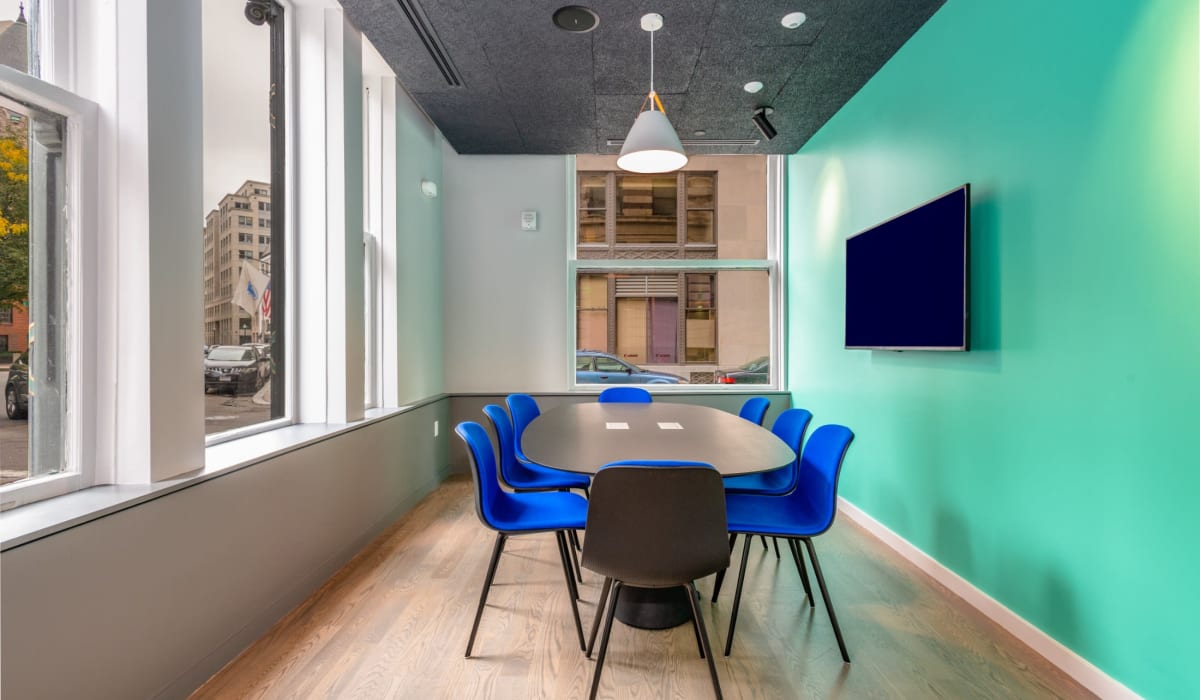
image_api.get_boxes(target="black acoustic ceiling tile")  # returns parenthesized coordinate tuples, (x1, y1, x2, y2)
(340, 0, 948, 154)
(705, 0, 834, 49)
(591, 0, 715, 95)
(414, 90, 524, 153)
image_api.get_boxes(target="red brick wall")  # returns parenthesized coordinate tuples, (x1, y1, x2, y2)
(1, 302, 29, 354)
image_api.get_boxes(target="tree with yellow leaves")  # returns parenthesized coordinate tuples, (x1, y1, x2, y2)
(0, 110, 29, 311)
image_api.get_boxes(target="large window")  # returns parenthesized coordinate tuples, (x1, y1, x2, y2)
(201, 0, 286, 438)
(571, 155, 779, 387)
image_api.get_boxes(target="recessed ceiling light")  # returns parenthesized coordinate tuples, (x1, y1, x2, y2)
(693, 130, 707, 137)
(743, 81, 764, 94)
(553, 6, 599, 33)
(781, 12, 807, 29)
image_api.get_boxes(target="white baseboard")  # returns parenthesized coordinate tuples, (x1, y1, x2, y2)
(836, 497, 1140, 700)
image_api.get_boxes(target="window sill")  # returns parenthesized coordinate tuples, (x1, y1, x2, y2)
(0, 400, 439, 552)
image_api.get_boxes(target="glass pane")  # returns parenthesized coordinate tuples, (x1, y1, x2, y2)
(202, 1, 277, 435)
(0, 92, 67, 485)
(578, 173, 605, 209)
(615, 297, 647, 364)
(687, 210, 713, 244)
(577, 274, 607, 352)
(0, 2, 33, 75)
(709, 270, 771, 383)
(686, 174, 714, 208)
(594, 356, 625, 372)
(578, 210, 605, 244)
(615, 175, 676, 245)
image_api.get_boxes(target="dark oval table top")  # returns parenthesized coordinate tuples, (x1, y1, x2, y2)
(521, 402, 795, 476)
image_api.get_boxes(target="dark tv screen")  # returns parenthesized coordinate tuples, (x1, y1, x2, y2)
(845, 185, 970, 350)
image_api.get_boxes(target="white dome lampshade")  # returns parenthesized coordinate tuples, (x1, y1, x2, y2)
(617, 108, 688, 173)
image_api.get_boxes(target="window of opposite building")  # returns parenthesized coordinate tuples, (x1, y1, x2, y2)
(570, 155, 781, 389)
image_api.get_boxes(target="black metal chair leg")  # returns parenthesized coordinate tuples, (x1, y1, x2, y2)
(589, 581, 622, 700)
(556, 531, 582, 603)
(760, 535, 769, 551)
(687, 584, 706, 659)
(788, 538, 815, 607)
(724, 535, 753, 656)
(771, 536, 781, 558)
(569, 531, 584, 582)
(685, 581, 723, 700)
(711, 533, 738, 602)
(554, 531, 586, 651)
(587, 577, 613, 658)
(804, 538, 850, 663)
(465, 533, 507, 657)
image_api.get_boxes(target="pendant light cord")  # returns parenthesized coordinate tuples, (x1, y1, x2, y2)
(649, 27, 655, 109)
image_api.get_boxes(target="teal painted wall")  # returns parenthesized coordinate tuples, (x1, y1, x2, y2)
(785, 1, 1198, 697)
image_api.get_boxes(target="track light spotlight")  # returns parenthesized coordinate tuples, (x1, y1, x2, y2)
(752, 107, 777, 140)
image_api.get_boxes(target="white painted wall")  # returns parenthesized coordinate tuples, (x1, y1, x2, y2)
(441, 153, 570, 393)
(391, 88, 446, 404)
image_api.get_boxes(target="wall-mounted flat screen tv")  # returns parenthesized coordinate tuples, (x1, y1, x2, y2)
(845, 184, 970, 351)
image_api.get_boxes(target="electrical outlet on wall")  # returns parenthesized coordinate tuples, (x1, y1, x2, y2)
(433, 420, 439, 437)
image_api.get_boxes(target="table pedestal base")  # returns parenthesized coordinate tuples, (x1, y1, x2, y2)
(614, 584, 694, 629)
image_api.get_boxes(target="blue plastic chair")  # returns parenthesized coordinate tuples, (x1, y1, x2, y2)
(597, 386, 652, 403)
(737, 396, 770, 426)
(506, 393, 544, 464)
(722, 408, 813, 495)
(455, 421, 590, 657)
(720, 406, 811, 563)
(721, 424, 855, 662)
(582, 460, 728, 699)
(483, 405, 591, 492)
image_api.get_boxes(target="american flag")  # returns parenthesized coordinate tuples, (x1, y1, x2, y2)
(261, 282, 272, 321)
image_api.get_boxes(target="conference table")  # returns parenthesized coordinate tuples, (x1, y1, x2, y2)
(521, 401, 795, 629)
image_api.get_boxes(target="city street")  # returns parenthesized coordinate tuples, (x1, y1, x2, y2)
(1, 368, 28, 485)
(205, 381, 272, 434)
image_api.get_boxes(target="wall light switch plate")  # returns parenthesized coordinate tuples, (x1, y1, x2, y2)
(521, 210, 538, 231)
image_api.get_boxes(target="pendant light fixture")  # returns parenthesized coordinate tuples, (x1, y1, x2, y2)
(617, 13, 688, 173)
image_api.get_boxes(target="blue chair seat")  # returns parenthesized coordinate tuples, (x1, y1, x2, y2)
(486, 490, 588, 533)
(724, 491, 827, 537)
(510, 461, 591, 491)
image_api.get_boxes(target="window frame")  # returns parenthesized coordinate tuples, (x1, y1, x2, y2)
(0, 65, 100, 509)
(565, 155, 785, 392)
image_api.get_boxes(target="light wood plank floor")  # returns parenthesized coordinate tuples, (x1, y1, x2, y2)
(192, 476, 1093, 699)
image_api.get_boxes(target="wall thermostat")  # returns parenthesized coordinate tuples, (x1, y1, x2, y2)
(521, 210, 538, 231)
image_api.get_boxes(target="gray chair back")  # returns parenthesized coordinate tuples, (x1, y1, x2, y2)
(582, 461, 729, 587)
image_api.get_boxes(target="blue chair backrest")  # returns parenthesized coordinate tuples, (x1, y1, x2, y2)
(482, 404, 519, 487)
(795, 424, 855, 534)
(597, 386, 652, 403)
(768, 408, 813, 493)
(505, 393, 541, 457)
(455, 421, 514, 531)
(738, 397, 770, 425)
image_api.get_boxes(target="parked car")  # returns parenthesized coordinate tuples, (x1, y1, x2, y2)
(575, 350, 687, 384)
(714, 356, 770, 384)
(204, 345, 270, 395)
(5, 351, 28, 419)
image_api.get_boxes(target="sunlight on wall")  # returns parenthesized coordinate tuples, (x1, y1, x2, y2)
(812, 156, 848, 256)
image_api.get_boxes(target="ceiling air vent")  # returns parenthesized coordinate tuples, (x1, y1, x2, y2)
(395, 0, 463, 87)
